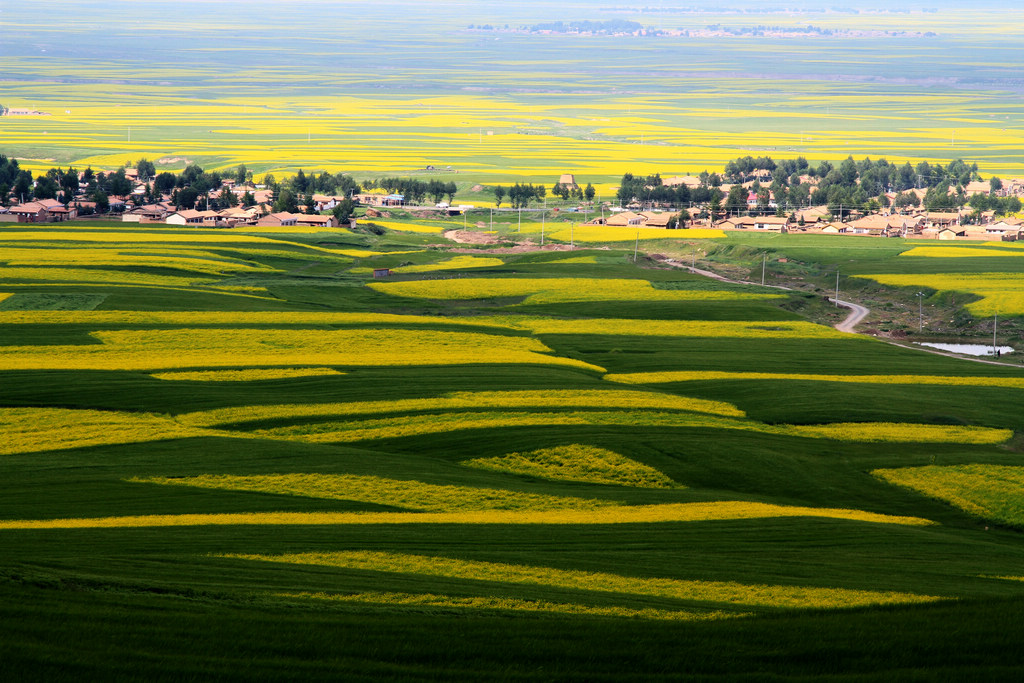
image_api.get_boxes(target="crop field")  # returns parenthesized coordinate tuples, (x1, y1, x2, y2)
(3, 219, 1024, 680)
(5, 2, 1024, 184)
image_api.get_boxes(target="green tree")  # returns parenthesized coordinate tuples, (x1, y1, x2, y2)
(136, 158, 155, 181)
(445, 182, 458, 204)
(584, 183, 595, 202)
(235, 164, 249, 185)
(493, 185, 506, 208)
(274, 188, 300, 214)
(332, 199, 357, 225)
(92, 189, 109, 214)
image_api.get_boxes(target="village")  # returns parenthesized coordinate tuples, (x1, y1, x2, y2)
(2, 165, 1023, 242)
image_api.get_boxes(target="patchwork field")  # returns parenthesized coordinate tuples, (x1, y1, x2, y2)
(2, 220, 1024, 679)
(5, 2, 1024, 182)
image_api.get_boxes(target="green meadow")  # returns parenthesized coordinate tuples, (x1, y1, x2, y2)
(2, 219, 1024, 679)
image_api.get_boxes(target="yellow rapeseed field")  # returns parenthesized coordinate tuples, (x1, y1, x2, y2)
(547, 226, 727, 243)
(229, 551, 943, 609)
(281, 591, 732, 621)
(899, 246, 1024, 259)
(873, 465, 1024, 527)
(465, 444, 681, 488)
(179, 389, 745, 428)
(0, 501, 935, 530)
(368, 277, 782, 304)
(784, 422, 1011, 444)
(0, 407, 208, 456)
(369, 220, 448, 234)
(150, 368, 345, 382)
(132, 473, 613, 512)
(603, 371, 1024, 389)
(0, 328, 605, 373)
(353, 255, 504, 274)
(523, 319, 842, 338)
(855, 272, 1024, 315)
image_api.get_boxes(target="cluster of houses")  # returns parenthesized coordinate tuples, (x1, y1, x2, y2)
(586, 203, 1024, 241)
(0, 166, 354, 228)
(716, 210, 1024, 240)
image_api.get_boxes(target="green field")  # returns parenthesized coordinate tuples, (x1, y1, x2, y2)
(2, 219, 1024, 679)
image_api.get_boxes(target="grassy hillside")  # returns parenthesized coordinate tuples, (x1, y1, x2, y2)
(2, 221, 1024, 679)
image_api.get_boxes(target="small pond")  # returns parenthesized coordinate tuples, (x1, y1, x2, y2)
(918, 342, 1014, 357)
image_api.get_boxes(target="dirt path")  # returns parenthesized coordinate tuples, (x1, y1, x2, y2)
(831, 298, 869, 333)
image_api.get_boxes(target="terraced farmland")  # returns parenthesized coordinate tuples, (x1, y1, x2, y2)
(3, 220, 1024, 679)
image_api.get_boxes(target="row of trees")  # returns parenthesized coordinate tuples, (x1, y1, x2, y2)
(616, 155, 1008, 219)
(493, 183, 547, 209)
(362, 177, 456, 205)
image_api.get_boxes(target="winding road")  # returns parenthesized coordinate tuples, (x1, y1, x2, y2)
(831, 299, 869, 333)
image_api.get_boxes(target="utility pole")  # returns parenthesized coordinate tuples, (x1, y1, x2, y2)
(917, 292, 924, 332)
(634, 230, 639, 263)
(570, 222, 574, 250)
(761, 254, 766, 286)
(541, 211, 545, 246)
(518, 206, 521, 232)
(835, 270, 840, 306)
(994, 311, 998, 356)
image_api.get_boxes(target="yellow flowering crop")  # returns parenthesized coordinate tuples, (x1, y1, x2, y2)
(0, 407, 209, 456)
(368, 277, 782, 304)
(150, 368, 345, 382)
(873, 465, 1024, 527)
(132, 473, 612, 512)
(523, 319, 843, 339)
(547, 226, 726, 243)
(604, 370, 1024, 389)
(179, 389, 745, 428)
(783, 422, 1011, 445)
(353, 255, 504, 274)
(465, 444, 681, 489)
(0, 267, 214, 288)
(899, 246, 1024, 258)
(229, 551, 942, 610)
(0, 501, 934, 530)
(1, 328, 605, 373)
(281, 591, 735, 621)
(369, 220, 447, 234)
(855, 272, 1024, 315)
(250, 410, 750, 444)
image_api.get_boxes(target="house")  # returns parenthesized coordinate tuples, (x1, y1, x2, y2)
(923, 212, 963, 228)
(294, 214, 338, 228)
(662, 175, 703, 189)
(7, 202, 50, 222)
(256, 212, 299, 227)
(937, 227, 966, 240)
(373, 268, 391, 279)
(984, 219, 1023, 236)
(123, 203, 171, 223)
(716, 216, 757, 230)
(604, 210, 645, 226)
(637, 211, 675, 228)
(165, 209, 206, 225)
(752, 216, 789, 231)
(820, 222, 851, 234)
(354, 193, 405, 207)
